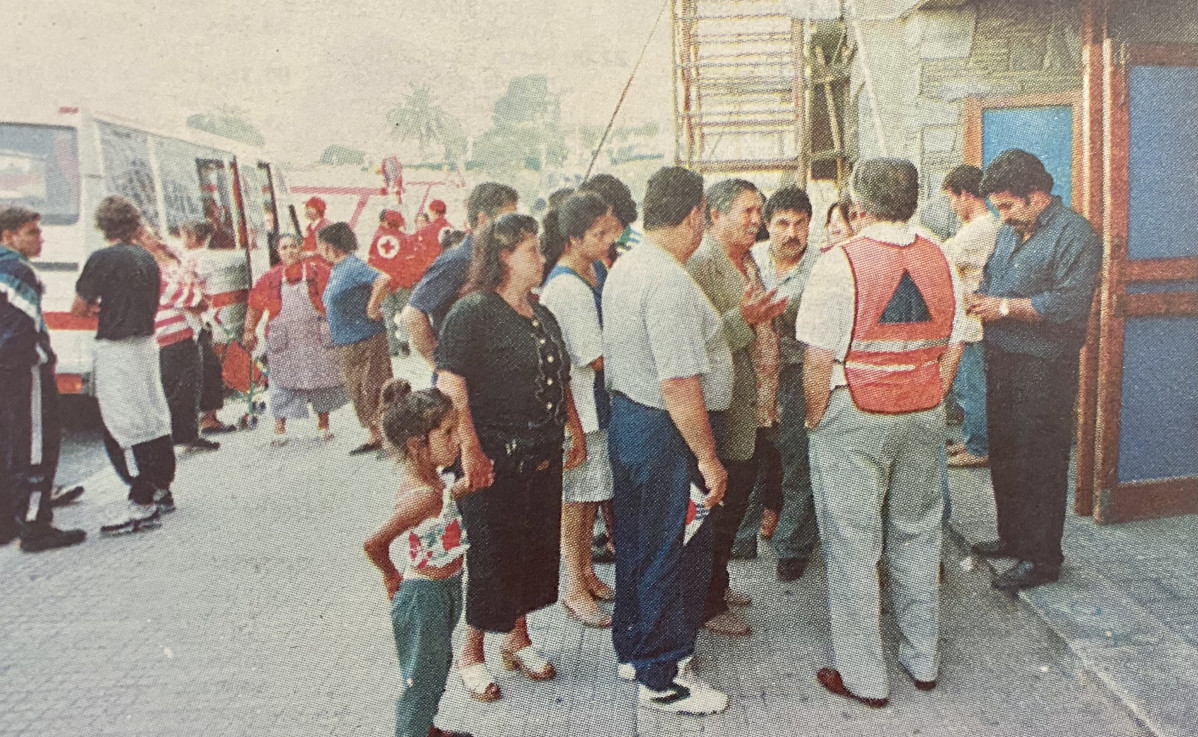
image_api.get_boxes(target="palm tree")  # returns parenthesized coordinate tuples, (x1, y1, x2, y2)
(385, 86, 462, 163)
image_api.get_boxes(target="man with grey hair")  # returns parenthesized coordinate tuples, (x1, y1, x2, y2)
(794, 158, 966, 707)
(686, 178, 786, 637)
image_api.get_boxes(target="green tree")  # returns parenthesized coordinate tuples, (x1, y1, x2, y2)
(473, 75, 567, 178)
(385, 86, 464, 164)
(186, 106, 266, 147)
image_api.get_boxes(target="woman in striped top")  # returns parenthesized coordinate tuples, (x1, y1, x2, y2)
(136, 227, 219, 453)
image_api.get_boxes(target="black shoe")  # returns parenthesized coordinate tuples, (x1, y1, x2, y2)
(971, 539, 1017, 558)
(992, 560, 1060, 593)
(154, 490, 177, 514)
(349, 441, 383, 456)
(0, 524, 19, 546)
(184, 437, 221, 452)
(50, 485, 85, 507)
(19, 523, 86, 552)
(777, 557, 808, 582)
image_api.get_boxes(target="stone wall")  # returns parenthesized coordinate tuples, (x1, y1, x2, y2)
(851, 0, 1085, 235)
(922, 0, 1083, 233)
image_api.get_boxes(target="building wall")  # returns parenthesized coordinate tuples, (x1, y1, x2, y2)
(852, 0, 1085, 235)
(850, 0, 1197, 235)
(1109, 0, 1198, 44)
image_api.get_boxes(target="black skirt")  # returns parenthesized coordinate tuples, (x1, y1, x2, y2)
(458, 440, 563, 633)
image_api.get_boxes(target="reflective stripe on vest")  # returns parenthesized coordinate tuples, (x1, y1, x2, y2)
(842, 234, 955, 414)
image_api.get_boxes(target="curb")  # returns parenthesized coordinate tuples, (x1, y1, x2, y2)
(944, 520, 1198, 737)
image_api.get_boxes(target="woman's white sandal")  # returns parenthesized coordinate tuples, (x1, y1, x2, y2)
(459, 662, 501, 701)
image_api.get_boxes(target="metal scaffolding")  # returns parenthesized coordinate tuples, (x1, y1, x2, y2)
(672, 0, 850, 184)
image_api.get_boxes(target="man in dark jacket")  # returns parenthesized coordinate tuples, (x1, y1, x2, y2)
(0, 205, 86, 552)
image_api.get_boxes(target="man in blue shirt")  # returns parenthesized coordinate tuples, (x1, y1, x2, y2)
(317, 222, 393, 455)
(399, 183, 518, 368)
(966, 149, 1102, 593)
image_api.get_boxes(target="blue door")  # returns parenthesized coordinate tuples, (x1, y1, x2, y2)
(1095, 42, 1198, 523)
(981, 105, 1074, 204)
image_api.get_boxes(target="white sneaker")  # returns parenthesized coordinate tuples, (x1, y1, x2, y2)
(674, 656, 708, 691)
(100, 502, 161, 536)
(619, 655, 690, 683)
(638, 681, 728, 715)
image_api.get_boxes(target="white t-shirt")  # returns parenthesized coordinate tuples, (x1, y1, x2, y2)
(794, 222, 968, 390)
(941, 213, 1001, 342)
(539, 269, 605, 434)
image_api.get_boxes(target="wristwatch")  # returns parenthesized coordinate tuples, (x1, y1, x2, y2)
(998, 298, 1011, 318)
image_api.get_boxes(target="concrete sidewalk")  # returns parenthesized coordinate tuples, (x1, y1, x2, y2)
(946, 462, 1198, 737)
(0, 354, 1160, 736)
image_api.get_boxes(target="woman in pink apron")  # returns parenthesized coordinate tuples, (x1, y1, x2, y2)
(244, 234, 347, 446)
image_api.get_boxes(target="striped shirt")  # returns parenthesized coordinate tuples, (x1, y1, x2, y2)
(155, 262, 203, 347)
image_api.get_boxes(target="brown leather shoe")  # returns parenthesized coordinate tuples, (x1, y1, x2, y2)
(817, 668, 888, 709)
(901, 665, 937, 691)
(429, 727, 474, 737)
(704, 611, 752, 636)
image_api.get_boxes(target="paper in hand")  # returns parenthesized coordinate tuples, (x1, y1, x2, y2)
(684, 483, 713, 545)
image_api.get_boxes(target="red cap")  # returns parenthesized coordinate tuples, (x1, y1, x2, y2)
(428, 199, 447, 215)
(383, 209, 405, 228)
(305, 197, 327, 215)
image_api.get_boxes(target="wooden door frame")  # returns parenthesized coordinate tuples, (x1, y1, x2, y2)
(962, 90, 1084, 213)
(1074, 0, 1107, 518)
(1094, 39, 1198, 523)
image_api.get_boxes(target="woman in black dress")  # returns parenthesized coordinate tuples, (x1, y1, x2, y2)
(435, 213, 586, 702)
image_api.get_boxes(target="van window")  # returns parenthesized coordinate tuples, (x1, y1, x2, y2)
(0, 124, 80, 226)
(156, 138, 212, 234)
(237, 161, 272, 252)
(197, 159, 239, 249)
(98, 122, 161, 230)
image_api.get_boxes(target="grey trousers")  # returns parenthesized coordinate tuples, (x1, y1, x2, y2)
(734, 363, 820, 560)
(809, 388, 943, 700)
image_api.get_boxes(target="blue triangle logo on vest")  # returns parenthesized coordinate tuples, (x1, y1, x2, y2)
(879, 270, 932, 324)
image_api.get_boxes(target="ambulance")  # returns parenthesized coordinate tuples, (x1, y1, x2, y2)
(0, 106, 294, 394)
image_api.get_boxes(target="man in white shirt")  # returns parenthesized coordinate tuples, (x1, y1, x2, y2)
(795, 158, 965, 708)
(941, 165, 1001, 467)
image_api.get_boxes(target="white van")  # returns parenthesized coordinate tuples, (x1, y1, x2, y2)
(0, 106, 293, 394)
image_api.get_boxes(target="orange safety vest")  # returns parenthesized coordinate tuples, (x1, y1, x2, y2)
(841, 234, 955, 414)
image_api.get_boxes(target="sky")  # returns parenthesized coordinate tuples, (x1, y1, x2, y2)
(4, 0, 679, 162)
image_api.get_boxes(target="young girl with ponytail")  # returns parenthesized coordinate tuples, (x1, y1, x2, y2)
(363, 378, 477, 737)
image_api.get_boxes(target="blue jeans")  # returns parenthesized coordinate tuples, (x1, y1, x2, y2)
(390, 574, 463, 737)
(609, 394, 715, 691)
(734, 364, 819, 561)
(951, 342, 988, 457)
